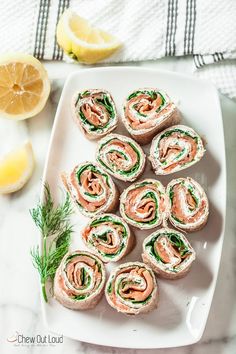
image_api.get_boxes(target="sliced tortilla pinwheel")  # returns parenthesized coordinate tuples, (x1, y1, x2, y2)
(122, 88, 180, 145)
(105, 261, 158, 315)
(150, 125, 206, 175)
(82, 214, 134, 262)
(72, 89, 118, 139)
(61, 162, 119, 217)
(166, 177, 209, 232)
(96, 133, 146, 182)
(120, 179, 168, 230)
(54, 250, 106, 310)
(142, 228, 196, 279)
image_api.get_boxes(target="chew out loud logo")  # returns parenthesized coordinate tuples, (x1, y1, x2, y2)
(7, 331, 63, 345)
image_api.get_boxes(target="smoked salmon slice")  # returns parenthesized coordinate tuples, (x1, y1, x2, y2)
(61, 161, 119, 217)
(72, 89, 118, 140)
(122, 88, 180, 145)
(96, 133, 146, 182)
(82, 214, 135, 262)
(105, 261, 158, 315)
(120, 179, 168, 230)
(166, 177, 209, 232)
(142, 228, 196, 279)
(54, 250, 106, 310)
(150, 125, 206, 175)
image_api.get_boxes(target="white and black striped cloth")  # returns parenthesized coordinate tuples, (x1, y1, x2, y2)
(33, 0, 70, 61)
(0, 0, 236, 99)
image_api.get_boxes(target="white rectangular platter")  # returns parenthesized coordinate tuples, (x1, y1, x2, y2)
(41, 67, 226, 349)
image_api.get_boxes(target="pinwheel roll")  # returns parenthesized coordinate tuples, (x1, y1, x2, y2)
(120, 179, 167, 230)
(150, 125, 205, 175)
(82, 214, 134, 262)
(61, 162, 119, 217)
(122, 88, 180, 144)
(105, 262, 158, 315)
(72, 89, 118, 139)
(142, 228, 196, 279)
(54, 250, 106, 310)
(96, 134, 146, 182)
(166, 177, 209, 232)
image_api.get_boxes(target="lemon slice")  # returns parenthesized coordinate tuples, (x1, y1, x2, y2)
(56, 10, 122, 64)
(0, 142, 34, 194)
(0, 53, 50, 120)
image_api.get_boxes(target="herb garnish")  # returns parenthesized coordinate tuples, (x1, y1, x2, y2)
(30, 183, 73, 302)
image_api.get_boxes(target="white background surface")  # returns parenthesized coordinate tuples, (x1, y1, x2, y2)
(0, 57, 235, 354)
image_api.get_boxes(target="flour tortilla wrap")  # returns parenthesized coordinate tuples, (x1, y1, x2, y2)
(166, 177, 209, 232)
(142, 228, 196, 279)
(96, 133, 146, 182)
(72, 89, 118, 139)
(122, 88, 180, 145)
(61, 161, 119, 217)
(120, 178, 168, 230)
(150, 125, 206, 175)
(82, 214, 134, 262)
(54, 250, 106, 310)
(105, 261, 158, 315)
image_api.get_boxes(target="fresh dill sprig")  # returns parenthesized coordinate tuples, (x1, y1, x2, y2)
(30, 183, 73, 302)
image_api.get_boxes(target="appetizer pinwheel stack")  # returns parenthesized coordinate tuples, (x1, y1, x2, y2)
(54, 87, 209, 315)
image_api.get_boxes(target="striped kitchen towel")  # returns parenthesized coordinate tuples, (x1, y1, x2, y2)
(0, 0, 236, 99)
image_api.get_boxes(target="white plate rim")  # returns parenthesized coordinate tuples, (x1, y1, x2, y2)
(39, 66, 227, 349)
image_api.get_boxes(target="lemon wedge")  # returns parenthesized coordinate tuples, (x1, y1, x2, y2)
(0, 53, 50, 120)
(56, 9, 122, 64)
(0, 142, 34, 194)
